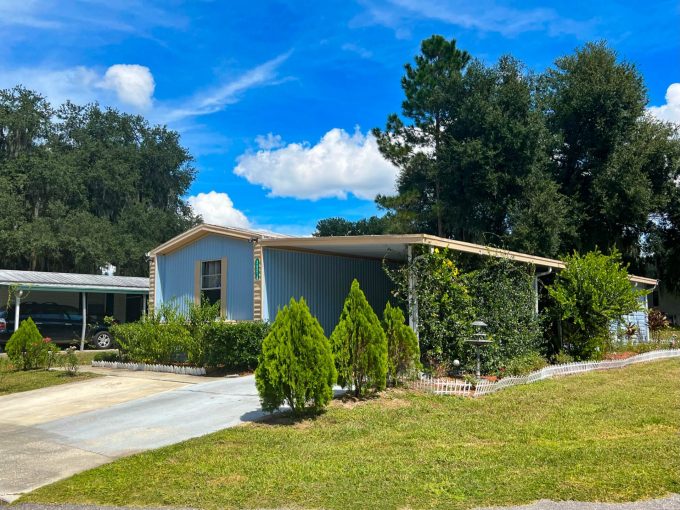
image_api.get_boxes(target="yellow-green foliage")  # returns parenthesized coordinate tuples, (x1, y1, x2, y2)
(382, 302, 420, 385)
(5, 318, 51, 370)
(331, 279, 387, 397)
(255, 297, 336, 414)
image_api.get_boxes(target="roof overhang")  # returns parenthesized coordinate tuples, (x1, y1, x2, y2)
(259, 234, 658, 286)
(0, 282, 149, 294)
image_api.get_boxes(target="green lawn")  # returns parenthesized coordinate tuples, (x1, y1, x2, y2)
(21, 359, 680, 510)
(0, 357, 100, 395)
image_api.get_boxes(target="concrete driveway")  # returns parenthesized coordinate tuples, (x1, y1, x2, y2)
(0, 370, 264, 502)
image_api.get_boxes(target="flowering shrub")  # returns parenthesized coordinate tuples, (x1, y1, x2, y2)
(385, 248, 543, 373)
(384, 247, 473, 368)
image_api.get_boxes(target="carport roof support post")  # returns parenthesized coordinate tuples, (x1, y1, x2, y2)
(407, 245, 419, 341)
(14, 290, 21, 332)
(80, 292, 87, 351)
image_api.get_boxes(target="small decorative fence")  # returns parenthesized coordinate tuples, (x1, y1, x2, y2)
(407, 349, 680, 398)
(91, 360, 207, 376)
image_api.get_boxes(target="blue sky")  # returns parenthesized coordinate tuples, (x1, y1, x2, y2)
(1, 0, 678, 235)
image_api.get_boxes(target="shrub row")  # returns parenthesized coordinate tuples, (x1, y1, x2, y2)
(256, 279, 420, 414)
(111, 302, 269, 371)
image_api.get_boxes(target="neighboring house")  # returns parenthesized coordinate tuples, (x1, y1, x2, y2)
(149, 224, 657, 340)
(0, 270, 149, 347)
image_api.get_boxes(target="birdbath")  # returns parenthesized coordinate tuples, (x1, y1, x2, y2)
(464, 320, 492, 378)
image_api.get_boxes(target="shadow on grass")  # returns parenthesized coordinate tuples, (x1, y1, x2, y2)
(242, 407, 328, 427)
(242, 387, 387, 427)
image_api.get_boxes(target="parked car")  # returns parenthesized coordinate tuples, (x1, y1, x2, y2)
(0, 302, 114, 349)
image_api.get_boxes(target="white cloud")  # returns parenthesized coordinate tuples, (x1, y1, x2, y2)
(341, 43, 373, 59)
(255, 133, 284, 150)
(355, 0, 593, 38)
(0, 52, 288, 123)
(100, 64, 155, 109)
(648, 83, 680, 124)
(161, 53, 290, 122)
(233, 128, 400, 200)
(0, 66, 101, 107)
(187, 191, 251, 229)
(0, 64, 155, 110)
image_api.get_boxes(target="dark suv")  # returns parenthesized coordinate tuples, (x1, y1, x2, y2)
(0, 302, 114, 349)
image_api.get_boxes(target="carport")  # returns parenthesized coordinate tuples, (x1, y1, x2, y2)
(0, 269, 149, 349)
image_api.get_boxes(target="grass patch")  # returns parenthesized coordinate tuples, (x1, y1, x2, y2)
(73, 349, 117, 365)
(21, 359, 680, 510)
(0, 358, 99, 395)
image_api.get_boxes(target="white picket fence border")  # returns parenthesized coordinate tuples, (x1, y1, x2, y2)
(408, 348, 680, 398)
(91, 360, 206, 376)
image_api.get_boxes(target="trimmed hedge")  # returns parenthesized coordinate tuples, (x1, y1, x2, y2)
(203, 321, 270, 371)
(111, 306, 270, 371)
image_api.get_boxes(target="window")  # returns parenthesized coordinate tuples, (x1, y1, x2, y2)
(201, 260, 222, 306)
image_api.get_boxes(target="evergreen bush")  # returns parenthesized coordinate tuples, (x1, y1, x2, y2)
(382, 302, 420, 385)
(255, 297, 336, 414)
(5, 318, 50, 370)
(501, 351, 548, 376)
(331, 279, 388, 397)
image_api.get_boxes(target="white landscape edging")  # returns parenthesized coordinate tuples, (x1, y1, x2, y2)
(91, 360, 206, 376)
(411, 348, 680, 398)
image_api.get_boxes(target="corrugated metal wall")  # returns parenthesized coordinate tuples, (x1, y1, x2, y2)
(613, 292, 650, 342)
(156, 235, 254, 319)
(263, 248, 395, 335)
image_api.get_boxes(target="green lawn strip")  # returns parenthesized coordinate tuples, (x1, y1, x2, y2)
(0, 364, 100, 395)
(21, 359, 680, 510)
(73, 350, 113, 365)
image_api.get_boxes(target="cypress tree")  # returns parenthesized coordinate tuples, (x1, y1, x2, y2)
(5, 317, 48, 370)
(382, 302, 420, 386)
(331, 279, 388, 397)
(255, 297, 336, 414)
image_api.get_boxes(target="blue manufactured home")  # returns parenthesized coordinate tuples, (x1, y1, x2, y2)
(149, 224, 658, 339)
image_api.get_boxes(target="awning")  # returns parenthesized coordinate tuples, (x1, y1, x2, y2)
(259, 234, 658, 286)
(0, 269, 149, 294)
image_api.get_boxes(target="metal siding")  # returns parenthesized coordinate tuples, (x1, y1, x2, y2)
(612, 292, 650, 342)
(263, 248, 394, 334)
(156, 235, 254, 319)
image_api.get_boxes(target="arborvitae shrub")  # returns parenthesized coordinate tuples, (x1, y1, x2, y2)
(6, 318, 49, 370)
(382, 302, 420, 385)
(255, 297, 336, 414)
(331, 279, 387, 397)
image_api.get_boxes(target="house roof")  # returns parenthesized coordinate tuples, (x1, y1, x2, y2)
(148, 223, 289, 256)
(150, 224, 658, 286)
(0, 269, 149, 294)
